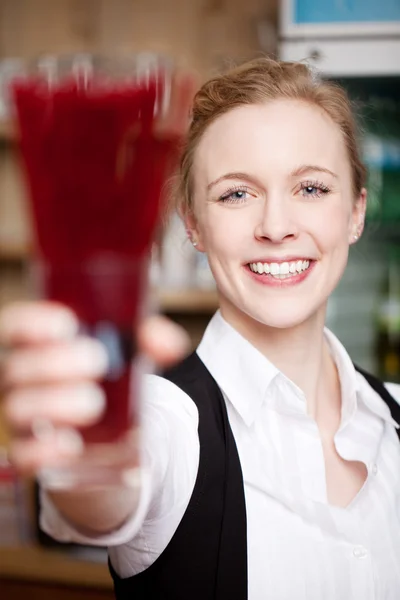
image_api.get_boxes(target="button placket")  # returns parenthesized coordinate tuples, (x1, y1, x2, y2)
(352, 545, 368, 559)
(370, 463, 378, 476)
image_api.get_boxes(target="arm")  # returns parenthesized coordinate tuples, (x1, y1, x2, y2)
(39, 374, 199, 552)
(0, 302, 189, 538)
(45, 486, 141, 535)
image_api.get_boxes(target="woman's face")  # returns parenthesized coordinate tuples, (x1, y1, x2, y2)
(188, 99, 366, 331)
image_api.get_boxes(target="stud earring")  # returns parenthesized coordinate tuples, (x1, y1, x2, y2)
(353, 225, 363, 241)
(186, 229, 198, 248)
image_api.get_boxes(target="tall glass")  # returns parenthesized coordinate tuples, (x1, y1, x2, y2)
(8, 54, 176, 489)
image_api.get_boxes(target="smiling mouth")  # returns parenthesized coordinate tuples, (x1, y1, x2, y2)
(247, 259, 312, 279)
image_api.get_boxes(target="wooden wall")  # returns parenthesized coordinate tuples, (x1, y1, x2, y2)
(0, 0, 277, 72)
(0, 9, 277, 591)
(0, 0, 278, 260)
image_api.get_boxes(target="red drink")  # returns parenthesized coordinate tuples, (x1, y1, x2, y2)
(10, 56, 177, 486)
(33, 258, 145, 444)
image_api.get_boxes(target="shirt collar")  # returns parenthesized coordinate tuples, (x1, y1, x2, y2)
(323, 328, 359, 426)
(197, 311, 280, 427)
(356, 373, 400, 429)
(317, 328, 399, 429)
(197, 312, 399, 429)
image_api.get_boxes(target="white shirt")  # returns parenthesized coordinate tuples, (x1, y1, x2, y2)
(41, 311, 400, 600)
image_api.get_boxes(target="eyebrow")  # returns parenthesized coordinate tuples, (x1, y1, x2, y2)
(206, 165, 338, 192)
(291, 164, 338, 179)
(207, 172, 262, 191)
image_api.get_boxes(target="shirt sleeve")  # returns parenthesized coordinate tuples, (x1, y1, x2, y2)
(40, 373, 200, 553)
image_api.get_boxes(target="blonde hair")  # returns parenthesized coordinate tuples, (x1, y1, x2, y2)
(174, 57, 366, 214)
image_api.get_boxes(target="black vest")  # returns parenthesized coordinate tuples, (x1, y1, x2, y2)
(109, 353, 400, 600)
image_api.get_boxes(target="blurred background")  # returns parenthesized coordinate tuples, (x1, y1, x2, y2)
(0, 1, 399, 598)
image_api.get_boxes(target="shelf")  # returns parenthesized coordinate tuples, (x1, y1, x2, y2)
(0, 544, 112, 588)
(0, 246, 218, 311)
(158, 288, 218, 313)
(0, 254, 218, 313)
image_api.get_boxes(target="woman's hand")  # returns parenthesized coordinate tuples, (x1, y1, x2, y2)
(0, 301, 190, 476)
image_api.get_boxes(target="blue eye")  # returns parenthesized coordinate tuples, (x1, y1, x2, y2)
(300, 181, 330, 198)
(302, 185, 319, 196)
(219, 187, 249, 204)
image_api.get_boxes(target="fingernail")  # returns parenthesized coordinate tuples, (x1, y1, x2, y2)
(49, 310, 79, 339)
(71, 385, 106, 418)
(32, 418, 55, 442)
(75, 340, 109, 375)
(57, 429, 84, 455)
(121, 467, 141, 488)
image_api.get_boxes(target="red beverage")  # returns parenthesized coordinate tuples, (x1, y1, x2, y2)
(10, 57, 177, 484)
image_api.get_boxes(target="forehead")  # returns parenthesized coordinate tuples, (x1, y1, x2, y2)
(193, 99, 349, 184)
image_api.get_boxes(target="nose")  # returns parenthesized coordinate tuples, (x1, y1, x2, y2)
(254, 195, 298, 244)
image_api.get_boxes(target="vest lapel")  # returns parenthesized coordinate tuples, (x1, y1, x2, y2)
(354, 364, 400, 440)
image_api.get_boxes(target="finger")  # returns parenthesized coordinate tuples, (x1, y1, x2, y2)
(8, 429, 84, 476)
(3, 382, 105, 432)
(137, 315, 190, 368)
(154, 70, 200, 139)
(0, 301, 78, 346)
(2, 337, 108, 388)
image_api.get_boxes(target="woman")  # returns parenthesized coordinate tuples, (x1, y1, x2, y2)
(2, 58, 400, 599)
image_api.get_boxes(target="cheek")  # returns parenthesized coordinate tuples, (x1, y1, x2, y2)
(199, 209, 250, 254)
(306, 202, 351, 251)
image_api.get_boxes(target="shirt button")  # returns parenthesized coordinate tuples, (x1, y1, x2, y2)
(370, 463, 378, 475)
(353, 545, 368, 559)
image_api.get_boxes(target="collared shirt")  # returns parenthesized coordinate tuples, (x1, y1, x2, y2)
(41, 311, 400, 599)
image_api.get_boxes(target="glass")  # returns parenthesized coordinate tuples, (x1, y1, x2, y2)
(8, 53, 176, 489)
(0, 448, 31, 546)
(0, 58, 27, 120)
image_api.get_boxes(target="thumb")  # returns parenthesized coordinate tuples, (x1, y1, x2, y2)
(137, 315, 190, 368)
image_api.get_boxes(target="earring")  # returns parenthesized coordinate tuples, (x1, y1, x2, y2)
(186, 229, 198, 248)
(353, 224, 363, 241)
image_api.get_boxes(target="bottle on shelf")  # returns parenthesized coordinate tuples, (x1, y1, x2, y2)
(363, 96, 400, 225)
(375, 247, 400, 383)
(195, 252, 216, 290)
(160, 212, 197, 290)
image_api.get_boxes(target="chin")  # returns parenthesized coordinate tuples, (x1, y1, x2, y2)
(219, 285, 329, 332)
(239, 302, 324, 332)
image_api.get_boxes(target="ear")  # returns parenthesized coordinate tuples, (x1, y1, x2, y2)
(349, 188, 367, 245)
(181, 207, 206, 252)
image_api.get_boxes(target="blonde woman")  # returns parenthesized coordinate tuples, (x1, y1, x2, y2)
(2, 59, 400, 600)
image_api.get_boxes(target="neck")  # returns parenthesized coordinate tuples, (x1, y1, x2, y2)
(220, 300, 339, 419)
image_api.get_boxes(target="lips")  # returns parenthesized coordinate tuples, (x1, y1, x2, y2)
(247, 259, 312, 276)
(245, 258, 316, 286)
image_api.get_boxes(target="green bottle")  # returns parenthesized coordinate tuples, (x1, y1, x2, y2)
(375, 247, 400, 383)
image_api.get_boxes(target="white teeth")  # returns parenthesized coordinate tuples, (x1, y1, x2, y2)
(280, 262, 289, 275)
(248, 259, 312, 277)
(270, 263, 279, 275)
